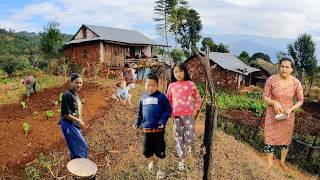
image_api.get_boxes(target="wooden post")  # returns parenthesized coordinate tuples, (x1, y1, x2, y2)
(203, 104, 218, 180)
(162, 65, 167, 92)
(195, 47, 218, 180)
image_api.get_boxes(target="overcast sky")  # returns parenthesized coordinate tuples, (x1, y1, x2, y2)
(1, 0, 320, 39)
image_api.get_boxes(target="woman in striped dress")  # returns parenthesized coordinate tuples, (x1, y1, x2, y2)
(262, 57, 304, 170)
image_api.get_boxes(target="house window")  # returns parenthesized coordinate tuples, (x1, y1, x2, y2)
(83, 49, 88, 60)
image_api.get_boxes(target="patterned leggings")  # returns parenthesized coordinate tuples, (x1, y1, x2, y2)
(173, 116, 195, 159)
(264, 144, 288, 153)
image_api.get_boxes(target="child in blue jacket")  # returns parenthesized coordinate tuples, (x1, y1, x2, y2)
(135, 73, 172, 180)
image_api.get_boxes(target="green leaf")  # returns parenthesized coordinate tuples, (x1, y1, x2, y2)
(23, 122, 30, 136)
(46, 111, 54, 118)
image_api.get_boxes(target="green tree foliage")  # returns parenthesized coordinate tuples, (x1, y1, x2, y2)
(170, 48, 185, 62)
(201, 37, 215, 51)
(287, 33, 318, 89)
(250, 52, 271, 63)
(215, 43, 229, 53)
(168, 0, 188, 47)
(238, 51, 250, 64)
(0, 29, 39, 74)
(40, 21, 64, 59)
(0, 25, 71, 75)
(177, 8, 202, 53)
(200, 37, 229, 53)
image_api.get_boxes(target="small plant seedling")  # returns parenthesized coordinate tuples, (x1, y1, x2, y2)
(52, 100, 58, 106)
(32, 111, 39, 116)
(46, 111, 54, 118)
(25, 166, 40, 180)
(23, 122, 30, 137)
(21, 101, 27, 109)
(59, 93, 63, 102)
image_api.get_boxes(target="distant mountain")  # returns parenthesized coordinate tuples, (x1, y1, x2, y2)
(227, 40, 280, 60)
(155, 33, 320, 64)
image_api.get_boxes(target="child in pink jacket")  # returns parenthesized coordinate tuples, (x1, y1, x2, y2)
(166, 62, 201, 171)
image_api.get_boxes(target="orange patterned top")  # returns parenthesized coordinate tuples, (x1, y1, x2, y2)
(262, 75, 304, 145)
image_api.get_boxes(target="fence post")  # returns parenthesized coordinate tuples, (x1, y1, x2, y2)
(195, 47, 218, 180)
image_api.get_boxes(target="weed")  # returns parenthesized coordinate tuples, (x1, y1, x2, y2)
(23, 122, 30, 137)
(25, 166, 40, 180)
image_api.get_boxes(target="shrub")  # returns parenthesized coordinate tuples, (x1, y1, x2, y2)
(0, 70, 8, 79)
(12, 67, 46, 78)
(2, 59, 31, 75)
(25, 166, 40, 180)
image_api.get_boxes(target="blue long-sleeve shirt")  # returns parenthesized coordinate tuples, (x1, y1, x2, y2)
(135, 91, 172, 129)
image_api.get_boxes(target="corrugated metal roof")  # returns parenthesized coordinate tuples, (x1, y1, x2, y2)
(65, 24, 166, 46)
(200, 52, 260, 75)
(64, 37, 101, 45)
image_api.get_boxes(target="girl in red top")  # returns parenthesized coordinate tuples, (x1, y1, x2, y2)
(167, 62, 201, 171)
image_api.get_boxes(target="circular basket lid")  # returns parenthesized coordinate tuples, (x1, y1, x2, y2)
(67, 158, 97, 177)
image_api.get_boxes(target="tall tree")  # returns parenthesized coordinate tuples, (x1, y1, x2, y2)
(287, 33, 317, 88)
(177, 8, 202, 53)
(168, 0, 188, 47)
(40, 21, 64, 59)
(238, 51, 250, 64)
(154, 0, 173, 54)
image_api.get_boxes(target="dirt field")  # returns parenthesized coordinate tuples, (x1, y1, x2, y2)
(0, 80, 317, 179)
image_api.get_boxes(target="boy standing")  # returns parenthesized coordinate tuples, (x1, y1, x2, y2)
(135, 73, 172, 179)
(60, 73, 88, 159)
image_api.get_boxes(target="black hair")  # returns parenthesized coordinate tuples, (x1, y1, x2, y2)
(279, 56, 295, 69)
(147, 73, 159, 84)
(70, 73, 81, 82)
(171, 62, 192, 83)
(124, 63, 130, 68)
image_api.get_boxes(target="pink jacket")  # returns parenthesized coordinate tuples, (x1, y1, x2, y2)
(167, 80, 201, 116)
